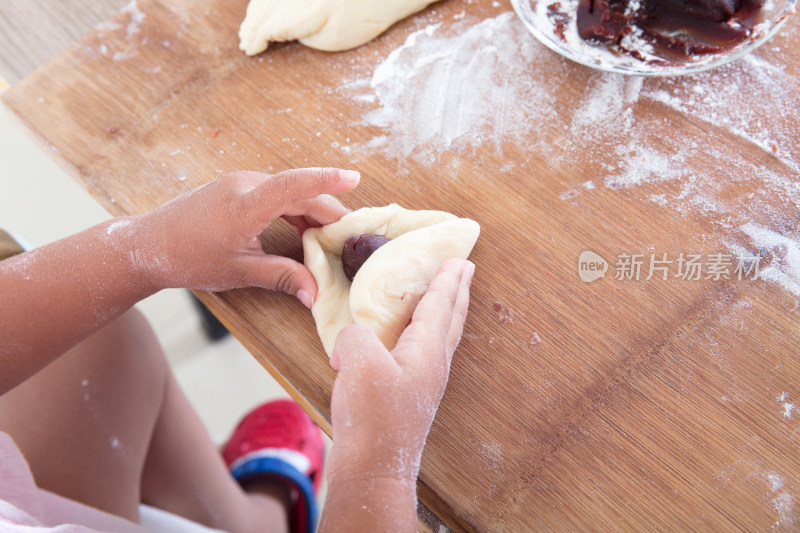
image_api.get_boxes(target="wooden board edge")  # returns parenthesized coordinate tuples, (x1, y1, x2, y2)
(418, 480, 477, 533)
(0, 95, 120, 217)
(191, 289, 334, 436)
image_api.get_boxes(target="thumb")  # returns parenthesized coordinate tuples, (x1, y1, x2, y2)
(241, 255, 317, 308)
(331, 324, 392, 374)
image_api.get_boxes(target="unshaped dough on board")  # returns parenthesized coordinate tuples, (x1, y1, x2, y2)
(303, 204, 480, 356)
(239, 0, 440, 55)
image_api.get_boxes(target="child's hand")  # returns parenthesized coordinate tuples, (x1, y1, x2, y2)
(326, 258, 475, 484)
(129, 168, 359, 305)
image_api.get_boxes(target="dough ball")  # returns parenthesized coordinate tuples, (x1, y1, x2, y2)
(303, 204, 479, 356)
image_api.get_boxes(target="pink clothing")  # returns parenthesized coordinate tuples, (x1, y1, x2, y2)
(1, 432, 220, 533)
(0, 431, 145, 532)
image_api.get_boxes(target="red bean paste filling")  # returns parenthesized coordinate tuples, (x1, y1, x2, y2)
(342, 234, 391, 282)
(574, 0, 765, 58)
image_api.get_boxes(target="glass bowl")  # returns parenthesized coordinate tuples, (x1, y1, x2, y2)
(510, 0, 797, 76)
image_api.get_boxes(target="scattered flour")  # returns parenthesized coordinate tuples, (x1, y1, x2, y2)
(605, 144, 685, 190)
(358, 12, 558, 163)
(777, 392, 796, 419)
(571, 75, 642, 131)
(769, 473, 784, 493)
(644, 54, 800, 172)
(94, 0, 146, 61)
(122, 1, 145, 39)
(765, 472, 796, 528)
(478, 441, 503, 469)
(739, 223, 800, 297)
(773, 493, 795, 527)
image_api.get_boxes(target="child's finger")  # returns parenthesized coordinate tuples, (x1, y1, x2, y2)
(444, 261, 475, 367)
(284, 194, 351, 227)
(283, 215, 312, 236)
(282, 195, 351, 236)
(331, 324, 395, 375)
(393, 259, 466, 372)
(244, 168, 359, 225)
(239, 255, 317, 307)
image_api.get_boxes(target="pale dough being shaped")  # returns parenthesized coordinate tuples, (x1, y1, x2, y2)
(239, 0, 439, 55)
(303, 204, 480, 356)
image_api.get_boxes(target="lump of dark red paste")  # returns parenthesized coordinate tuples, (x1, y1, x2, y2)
(576, 0, 765, 55)
(342, 234, 391, 282)
(577, 0, 631, 43)
(644, 0, 764, 47)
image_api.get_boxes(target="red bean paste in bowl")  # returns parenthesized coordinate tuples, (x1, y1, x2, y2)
(574, 0, 765, 59)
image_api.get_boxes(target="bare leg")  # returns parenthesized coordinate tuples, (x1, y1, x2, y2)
(140, 368, 289, 533)
(0, 308, 288, 532)
(0, 308, 167, 521)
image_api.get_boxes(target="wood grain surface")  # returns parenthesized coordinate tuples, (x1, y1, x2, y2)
(3, 0, 799, 530)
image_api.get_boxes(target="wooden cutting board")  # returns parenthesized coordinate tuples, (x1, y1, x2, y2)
(4, 0, 799, 530)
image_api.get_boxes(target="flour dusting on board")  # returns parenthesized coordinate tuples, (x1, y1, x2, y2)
(605, 143, 686, 190)
(737, 224, 800, 297)
(571, 75, 642, 132)
(122, 1, 145, 39)
(359, 12, 557, 163)
(765, 472, 796, 528)
(646, 54, 800, 172)
(479, 441, 503, 470)
(778, 392, 796, 420)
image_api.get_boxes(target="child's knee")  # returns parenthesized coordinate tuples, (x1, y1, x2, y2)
(89, 307, 170, 394)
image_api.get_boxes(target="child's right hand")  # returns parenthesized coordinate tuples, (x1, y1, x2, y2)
(325, 258, 475, 484)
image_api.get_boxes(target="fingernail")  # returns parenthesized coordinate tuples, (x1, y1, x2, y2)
(465, 260, 476, 279)
(297, 289, 314, 309)
(341, 170, 360, 184)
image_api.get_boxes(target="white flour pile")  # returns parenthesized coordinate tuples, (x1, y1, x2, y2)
(357, 12, 560, 164)
(343, 11, 800, 300)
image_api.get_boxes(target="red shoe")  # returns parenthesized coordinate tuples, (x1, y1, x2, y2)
(222, 399, 325, 533)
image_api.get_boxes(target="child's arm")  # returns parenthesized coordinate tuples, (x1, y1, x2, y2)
(0, 168, 359, 395)
(320, 258, 475, 532)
